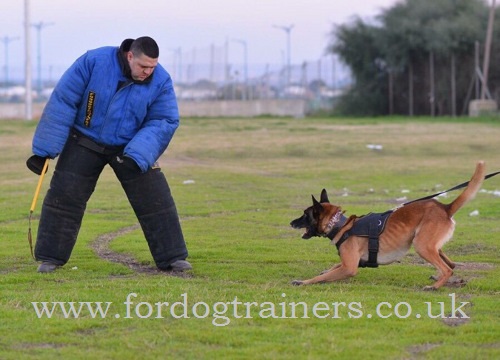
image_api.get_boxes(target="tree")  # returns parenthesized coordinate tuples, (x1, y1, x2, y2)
(329, 0, 491, 116)
(329, 18, 388, 116)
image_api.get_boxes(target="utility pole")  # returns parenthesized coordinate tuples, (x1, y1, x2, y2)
(224, 39, 229, 91)
(231, 39, 248, 100)
(32, 21, 54, 95)
(429, 51, 435, 116)
(273, 24, 294, 88)
(481, 0, 496, 100)
(474, 41, 480, 99)
(2, 36, 20, 85)
(170, 47, 182, 82)
(24, 0, 32, 120)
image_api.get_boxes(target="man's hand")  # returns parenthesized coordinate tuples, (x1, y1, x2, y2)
(117, 155, 141, 172)
(26, 155, 49, 175)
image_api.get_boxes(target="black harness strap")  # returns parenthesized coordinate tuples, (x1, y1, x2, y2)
(335, 211, 392, 268)
(335, 231, 380, 268)
(358, 222, 380, 268)
(335, 234, 348, 251)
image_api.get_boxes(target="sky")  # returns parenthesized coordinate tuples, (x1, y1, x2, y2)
(0, 0, 399, 82)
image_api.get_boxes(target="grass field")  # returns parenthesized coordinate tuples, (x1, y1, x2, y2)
(1, 116, 499, 359)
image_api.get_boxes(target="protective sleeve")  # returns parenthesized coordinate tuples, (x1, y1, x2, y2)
(32, 52, 92, 158)
(123, 78, 180, 172)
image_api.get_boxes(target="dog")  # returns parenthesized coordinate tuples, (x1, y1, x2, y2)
(290, 161, 485, 290)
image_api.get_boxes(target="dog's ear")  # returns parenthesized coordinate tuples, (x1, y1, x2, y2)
(312, 195, 324, 213)
(320, 189, 329, 203)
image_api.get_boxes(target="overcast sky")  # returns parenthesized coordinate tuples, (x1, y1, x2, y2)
(0, 0, 399, 81)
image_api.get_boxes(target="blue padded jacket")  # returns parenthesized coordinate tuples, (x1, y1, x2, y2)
(32, 42, 179, 172)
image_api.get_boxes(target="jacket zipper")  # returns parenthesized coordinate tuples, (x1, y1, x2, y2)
(98, 80, 134, 140)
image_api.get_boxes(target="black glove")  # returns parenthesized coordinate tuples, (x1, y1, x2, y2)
(26, 155, 49, 175)
(117, 155, 141, 172)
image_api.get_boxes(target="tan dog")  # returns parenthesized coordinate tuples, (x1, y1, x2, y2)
(290, 161, 485, 290)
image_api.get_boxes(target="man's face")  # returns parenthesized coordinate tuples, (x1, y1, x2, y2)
(127, 52, 158, 81)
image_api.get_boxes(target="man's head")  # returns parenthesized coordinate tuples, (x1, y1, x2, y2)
(127, 36, 159, 81)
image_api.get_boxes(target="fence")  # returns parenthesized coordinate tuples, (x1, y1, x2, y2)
(1, 42, 351, 116)
(165, 42, 350, 101)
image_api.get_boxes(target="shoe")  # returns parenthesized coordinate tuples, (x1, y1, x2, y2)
(37, 262, 58, 273)
(168, 260, 192, 272)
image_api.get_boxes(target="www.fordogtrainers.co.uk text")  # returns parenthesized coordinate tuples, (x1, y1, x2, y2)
(31, 292, 470, 327)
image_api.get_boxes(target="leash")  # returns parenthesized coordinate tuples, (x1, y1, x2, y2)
(28, 158, 50, 260)
(402, 170, 500, 206)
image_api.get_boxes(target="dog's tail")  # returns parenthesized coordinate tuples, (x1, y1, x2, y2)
(447, 161, 485, 217)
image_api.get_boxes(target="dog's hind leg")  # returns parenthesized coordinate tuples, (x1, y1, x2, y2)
(429, 250, 456, 281)
(414, 237, 454, 290)
(439, 249, 456, 269)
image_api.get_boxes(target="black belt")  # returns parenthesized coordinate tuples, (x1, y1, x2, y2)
(71, 129, 124, 155)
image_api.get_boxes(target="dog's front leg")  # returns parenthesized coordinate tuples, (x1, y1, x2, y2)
(292, 262, 358, 286)
(291, 239, 361, 286)
(320, 263, 341, 275)
(292, 265, 357, 285)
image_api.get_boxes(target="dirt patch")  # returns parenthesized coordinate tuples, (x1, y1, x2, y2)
(435, 262, 493, 288)
(443, 276, 467, 288)
(91, 224, 192, 278)
(441, 294, 473, 327)
(407, 343, 441, 357)
(400, 254, 494, 288)
(454, 262, 495, 271)
(13, 343, 66, 350)
(403, 253, 494, 270)
(442, 316, 470, 327)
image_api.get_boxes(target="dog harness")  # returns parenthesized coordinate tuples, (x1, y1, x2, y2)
(334, 210, 393, 268)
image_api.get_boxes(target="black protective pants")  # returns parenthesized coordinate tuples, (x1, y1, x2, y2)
(34, 131, 188, 270)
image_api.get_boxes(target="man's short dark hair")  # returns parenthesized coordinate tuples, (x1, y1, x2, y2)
(130, 37, 159, 58)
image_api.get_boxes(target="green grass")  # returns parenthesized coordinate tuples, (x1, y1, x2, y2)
(1, 116, 499, 359)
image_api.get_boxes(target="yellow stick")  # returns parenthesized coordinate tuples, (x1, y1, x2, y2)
(28, 158, 49, 260)
(30, 158, 49, 212)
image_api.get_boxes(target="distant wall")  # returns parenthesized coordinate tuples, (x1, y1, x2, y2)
(468, 99, 498, 117)
(0, 103, 46, 119)
(178, 99, 308, 118)
(0, 99, 309, 120)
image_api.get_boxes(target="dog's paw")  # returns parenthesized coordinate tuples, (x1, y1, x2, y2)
(291, 280, 304, 286)
(423, 285, 437, 291)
